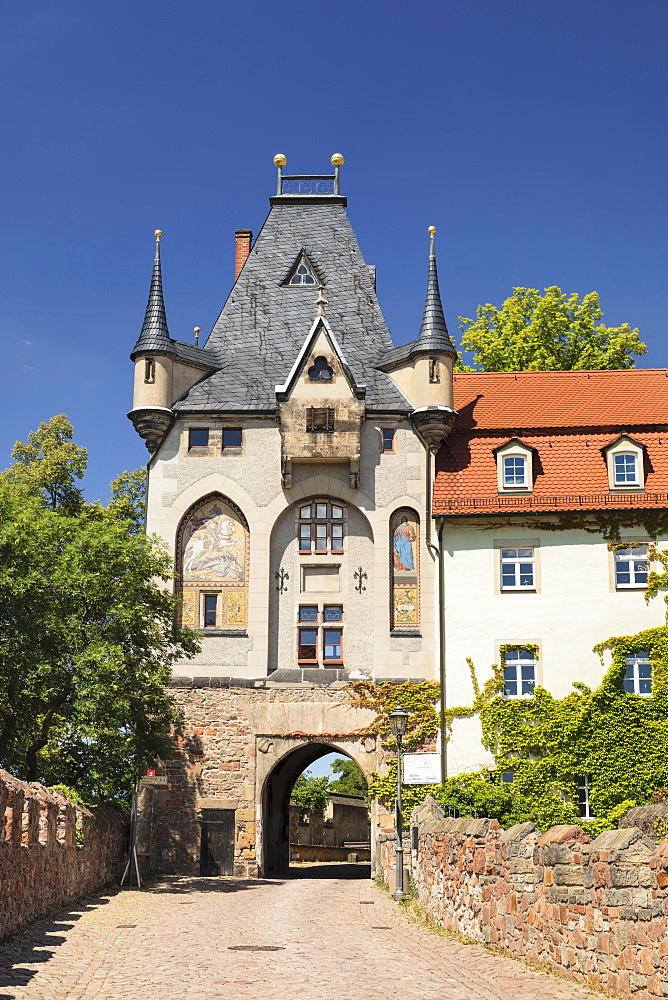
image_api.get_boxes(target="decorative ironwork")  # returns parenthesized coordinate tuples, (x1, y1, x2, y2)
(354, 566, 367, 594)
(306, 407, 335, 433)
(281, 175, 336, 195)
(275, 567, 289, 594)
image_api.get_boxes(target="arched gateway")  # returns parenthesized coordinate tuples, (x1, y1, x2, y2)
(128, 157, 456, 876)
(259, 737, 377, 874)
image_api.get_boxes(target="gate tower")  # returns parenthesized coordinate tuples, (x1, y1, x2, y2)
(128, 155, 456, 875)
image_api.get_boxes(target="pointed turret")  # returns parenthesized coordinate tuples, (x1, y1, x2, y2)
(131, 230, 171, 357)
(417, 227, 457, 355)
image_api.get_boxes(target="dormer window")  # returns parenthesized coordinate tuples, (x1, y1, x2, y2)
(605, 435, 645, 491)
(308, 356, 333, 381)
(285, 252, 318, 286)
(495, 440, 534, 494)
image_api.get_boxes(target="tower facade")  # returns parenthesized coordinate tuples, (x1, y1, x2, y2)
(129, 157, 452, 874)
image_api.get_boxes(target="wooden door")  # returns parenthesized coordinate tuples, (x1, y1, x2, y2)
(199, 808, 235, 875)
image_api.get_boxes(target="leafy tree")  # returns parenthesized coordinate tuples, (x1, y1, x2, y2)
(5, 414, 87, 511)
(0, 417, 199, 804)
(328, 757, 368, 797)
(291, 771, 331, 819)
(458, 287, 646, 372)
(108, 468, 147, 532)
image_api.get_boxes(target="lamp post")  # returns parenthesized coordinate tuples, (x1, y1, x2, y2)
(389, 704, 409, 901)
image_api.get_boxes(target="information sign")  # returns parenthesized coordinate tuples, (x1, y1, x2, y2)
(402, 752, 440, 785)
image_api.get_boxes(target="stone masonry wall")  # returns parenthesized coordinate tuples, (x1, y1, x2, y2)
(0, 770, 128, 941)
(379, 797, 668, 1000)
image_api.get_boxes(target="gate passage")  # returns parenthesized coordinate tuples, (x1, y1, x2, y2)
(199, 808, 235, 875)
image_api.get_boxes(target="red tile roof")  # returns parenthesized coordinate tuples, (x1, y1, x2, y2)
(433, 370, 668, 516)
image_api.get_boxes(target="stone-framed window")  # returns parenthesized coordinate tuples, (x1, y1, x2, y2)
(623, 651, 652, 695)
(494, 439, 534, 494)
(297, 605, 344, 665)
(189, 428, 210, 449)
(298, 500, 345, 554)
(502, 647, 536, 698)
(615, 544, 649, 589)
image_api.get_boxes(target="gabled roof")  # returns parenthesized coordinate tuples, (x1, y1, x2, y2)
(174, 197, 410, 413)
(434, 369, 668, 516)
(274, 316, 367, 401)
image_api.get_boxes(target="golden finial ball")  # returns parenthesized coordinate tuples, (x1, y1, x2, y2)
(194, 327, 201, 335)
(428, 226, 436, 236)
(331, 153, 345, 167)
(273, 153, 287, 167)
(154, 229, 163, 241)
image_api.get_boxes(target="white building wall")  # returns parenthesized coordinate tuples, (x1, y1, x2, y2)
(443, 521, 666, 773)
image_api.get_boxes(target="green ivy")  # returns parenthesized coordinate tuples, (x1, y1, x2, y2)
(347, 552, 668, 834)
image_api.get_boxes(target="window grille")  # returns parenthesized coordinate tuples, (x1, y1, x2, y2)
(306, 407, 334, 432)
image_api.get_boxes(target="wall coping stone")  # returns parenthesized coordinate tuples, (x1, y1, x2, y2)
(584, 827, 648, 852)
(499, 821, 536, 844)
(537, 824, 589, 846)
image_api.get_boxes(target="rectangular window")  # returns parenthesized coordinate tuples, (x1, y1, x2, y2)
(382, 428, 395, 452)
(203, 594, 218, 627)
(222, 428, 242, 450)
(615, 545, 648, 589)
(144, 358, 156, 384)
(298, 628, 318, 662)
(500, 548, 535, 590)
(331, 522, 344, 553)
(503, 648, 536, 698)
(624, 652, 652, 695)
(323, 605, 343, 622)
(306, 407, 334, 432)
(189, 427, 209, 449)
(429, 358, 440, 384)
(503, 455, 527, 487)
(576, 776, 594, 819)
(501, 771, 515, 783)
(299, 524, 312, 553)
(315, 523, 328, 553)
(298, 606, 318, 623)
(614, 453, 638, 485)
(323, 628, 343, 662)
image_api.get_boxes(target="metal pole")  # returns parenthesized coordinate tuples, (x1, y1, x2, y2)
(393, 733, 407, 901)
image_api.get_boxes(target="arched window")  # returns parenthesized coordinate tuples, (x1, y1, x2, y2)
(177, 494, 249, 630)
(390, 507, 420, 631)
(297, 499, 345, 554)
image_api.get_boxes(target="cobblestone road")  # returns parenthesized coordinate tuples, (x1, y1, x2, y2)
(0, 865, 603, 1000)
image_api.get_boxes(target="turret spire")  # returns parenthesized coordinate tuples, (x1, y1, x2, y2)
(131, 230, 171, 355)
(417, 227, 456, 355)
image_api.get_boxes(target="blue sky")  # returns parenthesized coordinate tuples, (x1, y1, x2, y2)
(1, 0, 667, 501)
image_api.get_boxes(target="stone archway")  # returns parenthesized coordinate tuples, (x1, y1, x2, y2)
(257, 735, 380, 875)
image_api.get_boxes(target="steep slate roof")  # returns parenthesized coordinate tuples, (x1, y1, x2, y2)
(173, 196, 410, 413)
(434, 370, 668, 516)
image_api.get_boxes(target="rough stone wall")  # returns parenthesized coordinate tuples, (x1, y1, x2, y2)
(147, 682, 382, 877)
(0, 770, 128, 941)
(379, 797, 668, 1000)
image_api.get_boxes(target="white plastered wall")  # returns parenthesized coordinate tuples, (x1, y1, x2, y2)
(442, 521, 667, 774)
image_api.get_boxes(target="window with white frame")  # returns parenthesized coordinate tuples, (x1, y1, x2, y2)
(502, 455, 527, 488)
(623, 651, 652, 695)
(502, 647, 536, 698)
(613, 452, 639, 486)
(576, 776, 595, 819)
(500, 547, 535, 590)
(615, 544, 648, 589)
(495, 440, 534, 493)
(605, 436, 645, 491)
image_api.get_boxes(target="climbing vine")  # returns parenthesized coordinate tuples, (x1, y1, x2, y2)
(346, 550, 668, 833)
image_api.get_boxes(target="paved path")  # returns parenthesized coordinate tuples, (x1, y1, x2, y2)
(0, 865, 603, 1000)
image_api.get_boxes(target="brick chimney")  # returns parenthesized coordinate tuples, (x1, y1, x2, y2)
(234, 230, 253, 280)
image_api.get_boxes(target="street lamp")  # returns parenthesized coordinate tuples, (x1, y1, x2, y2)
(389, 704, 409, 901)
